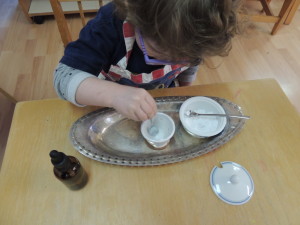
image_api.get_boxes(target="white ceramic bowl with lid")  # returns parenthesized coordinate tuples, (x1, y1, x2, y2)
(179, 96, 227, 138)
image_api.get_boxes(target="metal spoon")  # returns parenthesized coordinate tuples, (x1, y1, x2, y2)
(185, 110, 251, 120)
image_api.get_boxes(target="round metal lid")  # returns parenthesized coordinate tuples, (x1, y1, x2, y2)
(210, 161, 254, 205)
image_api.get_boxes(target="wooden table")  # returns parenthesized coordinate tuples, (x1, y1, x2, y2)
(0, 79, 299, 225)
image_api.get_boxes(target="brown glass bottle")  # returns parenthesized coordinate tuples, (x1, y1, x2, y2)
(50, 150, 88, 190)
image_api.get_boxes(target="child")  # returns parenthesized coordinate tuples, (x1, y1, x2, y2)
(54, 0, 241, 121)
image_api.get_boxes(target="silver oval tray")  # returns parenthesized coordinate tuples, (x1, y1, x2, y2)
(70, 96, 246, 166)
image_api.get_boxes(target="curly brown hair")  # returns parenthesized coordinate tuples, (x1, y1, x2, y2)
(113, 0, 242, 65)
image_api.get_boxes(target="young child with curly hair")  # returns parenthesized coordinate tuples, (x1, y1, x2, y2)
(54, 0, 241, 121)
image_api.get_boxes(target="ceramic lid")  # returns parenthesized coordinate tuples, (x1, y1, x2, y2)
(210, 161, 254, 205)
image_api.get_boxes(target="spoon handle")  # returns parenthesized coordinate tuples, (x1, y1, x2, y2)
(186, 111, 251, 120)
(148, 118, 159, 136)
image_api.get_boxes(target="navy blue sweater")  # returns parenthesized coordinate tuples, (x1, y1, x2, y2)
(60, 2, 163, 76)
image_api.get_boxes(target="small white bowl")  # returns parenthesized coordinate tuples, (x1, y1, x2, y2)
(179, 97, 227, 138)
(141, 112, 175, 149)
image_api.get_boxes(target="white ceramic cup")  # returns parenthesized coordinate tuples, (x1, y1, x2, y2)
(141, 112, 175, 149)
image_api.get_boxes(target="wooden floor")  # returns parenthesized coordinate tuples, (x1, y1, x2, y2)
(0, 0, 299, 166)
(195, 0, 300, 113)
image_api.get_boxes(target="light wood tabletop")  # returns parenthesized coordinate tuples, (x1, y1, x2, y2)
(0, 79, 299, 225)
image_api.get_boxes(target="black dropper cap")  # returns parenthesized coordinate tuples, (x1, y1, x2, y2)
(50, 150, 71, 171)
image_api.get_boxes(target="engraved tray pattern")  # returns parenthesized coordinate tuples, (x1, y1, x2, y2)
(70, 96, 246, 166)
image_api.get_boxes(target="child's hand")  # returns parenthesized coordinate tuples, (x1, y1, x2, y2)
(75, 77, 157, 121)
(111, 86, 157, 121)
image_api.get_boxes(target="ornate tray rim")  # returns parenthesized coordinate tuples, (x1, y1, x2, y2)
(70, 96, 246, 166)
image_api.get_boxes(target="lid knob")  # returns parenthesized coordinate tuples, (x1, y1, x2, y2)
(230, 174, 240, 184)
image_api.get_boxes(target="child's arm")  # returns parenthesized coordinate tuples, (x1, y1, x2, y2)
(76, 77, 157, 121)
(54, 63, 156, 121)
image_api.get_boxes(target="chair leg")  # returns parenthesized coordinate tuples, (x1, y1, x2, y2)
(284, 0, 300, 24)
(50, 0, 72, 47)
(260, 0, 274, 16)
(271, 0, 296, 34)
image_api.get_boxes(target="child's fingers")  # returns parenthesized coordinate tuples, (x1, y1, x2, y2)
(144, 94, 157, 118)
(140, 100, 156, 120)
(133, 108, 149, 121)
(111, 86, 157, 121)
